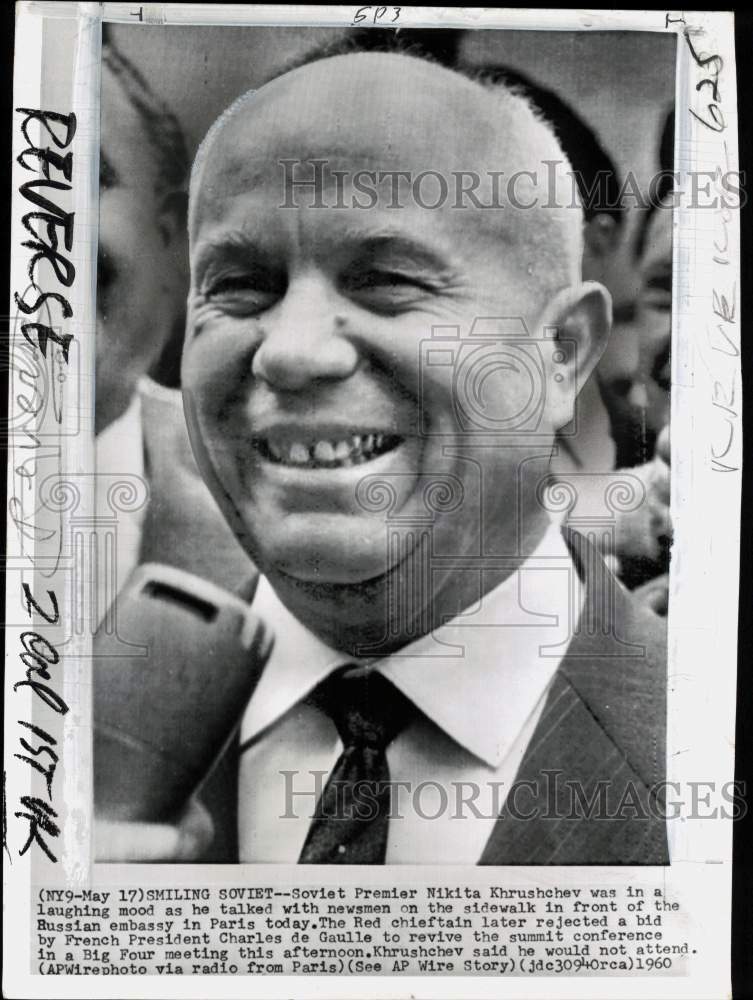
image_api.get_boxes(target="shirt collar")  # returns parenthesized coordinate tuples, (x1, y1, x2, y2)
(240, 579, 347, 742)
(241, 523, 580, 767)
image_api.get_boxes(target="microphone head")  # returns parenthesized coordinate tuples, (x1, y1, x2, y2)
(94, 563, 273, 822)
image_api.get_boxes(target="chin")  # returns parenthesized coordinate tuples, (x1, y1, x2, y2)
(273, 562, 404, 615)
(273, 546, 392, 587)
(246, 509, 404, 587)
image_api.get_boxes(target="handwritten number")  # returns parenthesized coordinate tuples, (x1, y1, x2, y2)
(21, 584, 59, 624)
(352, 6, 401, 25)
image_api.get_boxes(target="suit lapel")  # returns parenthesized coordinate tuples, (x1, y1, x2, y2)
(480, 529, 668, 865)
(479, 672, 666, 864)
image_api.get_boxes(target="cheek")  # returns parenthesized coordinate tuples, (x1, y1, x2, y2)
(183, 323, 254, 428)
(418, 347, 543, 434)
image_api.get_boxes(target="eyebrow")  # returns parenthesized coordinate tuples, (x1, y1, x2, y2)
(193, 231, 270, 281)
(346, 233, 453, 274)
(193, 228, 454, 280)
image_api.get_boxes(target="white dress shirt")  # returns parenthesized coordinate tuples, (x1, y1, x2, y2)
(238, 523, 584, 864)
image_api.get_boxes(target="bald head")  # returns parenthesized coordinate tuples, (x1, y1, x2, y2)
(190, 51, 582, 294)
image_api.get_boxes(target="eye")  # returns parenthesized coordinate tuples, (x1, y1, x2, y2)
(374, 271, 421, 287)
(207, 275, 259, 296)
(341, 268, 435, 310)
(346, 269, 417, 289)
(203, 271, 284, 315)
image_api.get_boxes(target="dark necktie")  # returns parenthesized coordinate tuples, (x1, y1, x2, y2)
(298, 668, 414, 864)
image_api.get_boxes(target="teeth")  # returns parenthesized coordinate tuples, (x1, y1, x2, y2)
(313, 440, 336, 463)
(262, 433, 398, 468)
(289, 442, 310, 465)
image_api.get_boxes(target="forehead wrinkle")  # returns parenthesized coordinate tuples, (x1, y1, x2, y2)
(190, 51, 582, 292)
(225, 74, 495, 174)
(192, 228, 268, 277)
(193, 216, 459, 285)
(191, 53, 498, 221)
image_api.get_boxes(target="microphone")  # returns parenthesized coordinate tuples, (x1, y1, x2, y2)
(94, 563, 273, 823)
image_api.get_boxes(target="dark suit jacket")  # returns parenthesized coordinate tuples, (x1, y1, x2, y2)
(199, 528, 668, 865)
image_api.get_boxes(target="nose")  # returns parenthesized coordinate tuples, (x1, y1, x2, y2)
(252, 275, 360, 391)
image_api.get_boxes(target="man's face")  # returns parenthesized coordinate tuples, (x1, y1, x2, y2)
(97, 66, 185, 433)
(182, 56, 581, 640)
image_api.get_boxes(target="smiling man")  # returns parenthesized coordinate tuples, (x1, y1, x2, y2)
(184, 50, 603, 646)
(99, 46, 668, 866)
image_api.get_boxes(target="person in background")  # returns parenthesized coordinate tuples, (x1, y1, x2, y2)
(600, 111, 674, 471)
(95, 35, 254, 621)
(96, 38, 190, 436)
(599, 111, 674, 607)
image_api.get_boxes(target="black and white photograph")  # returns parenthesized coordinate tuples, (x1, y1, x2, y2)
(4, 6, 742, 997)
(92, 22, 675, 867)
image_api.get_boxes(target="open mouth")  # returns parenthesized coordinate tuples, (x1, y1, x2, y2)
(254, 432, 404, 469)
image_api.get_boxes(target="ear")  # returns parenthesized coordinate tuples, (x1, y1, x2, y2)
(541, 281, 612, 430)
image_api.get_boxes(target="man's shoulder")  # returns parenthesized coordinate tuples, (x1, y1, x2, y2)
(479, 532, 668, 865)
(560, 527, 667, 791)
